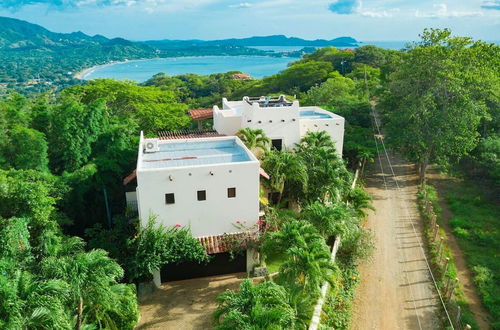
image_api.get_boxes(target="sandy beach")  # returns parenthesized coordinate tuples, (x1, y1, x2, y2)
(74, 61, 122, 80)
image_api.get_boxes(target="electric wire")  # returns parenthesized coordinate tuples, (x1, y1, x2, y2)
(370, 106, 455, 329)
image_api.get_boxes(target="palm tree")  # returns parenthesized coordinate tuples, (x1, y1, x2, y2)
(296, 130, 335, 150)
(302, 201, 354, 239)
(2, 270, 72, 330)
(236, 128, 270, 157)
(347, 186, 374, 218)
(41, 248, 138, 330)
(261, 220, 323, 257)
(213, 279, 296, 329)
(277, 239, 337, 298)
(261, 150, 308, 205)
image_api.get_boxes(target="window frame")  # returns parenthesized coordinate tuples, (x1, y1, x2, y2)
(165, 193, 175, 204)
(197, 190, 207, 201)
(227, 187, 236, 198)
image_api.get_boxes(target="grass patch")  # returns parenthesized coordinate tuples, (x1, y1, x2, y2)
(417, 185, 479, 329)
(264, 250, 286, 274)
(443, 179, 500, 329)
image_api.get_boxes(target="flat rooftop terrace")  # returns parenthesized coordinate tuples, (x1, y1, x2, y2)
(140, 138, 253, 170)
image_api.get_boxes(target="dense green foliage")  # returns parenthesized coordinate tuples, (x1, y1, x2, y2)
(215, 132, 373, 329)
(382, 29, 499, 185)
(87, 217, 209, 282)
(443, 181, 500, 326)
(0, 169, 139, 329)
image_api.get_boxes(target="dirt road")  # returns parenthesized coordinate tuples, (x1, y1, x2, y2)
(350, 148, 442, 330)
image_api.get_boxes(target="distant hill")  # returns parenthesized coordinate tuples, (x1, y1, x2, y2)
(144, 35, 358, 48)
(0, 16, 358, 93)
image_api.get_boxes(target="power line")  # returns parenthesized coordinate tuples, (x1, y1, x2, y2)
(370, 106, 455, 329)
(371, 118, 424, 330)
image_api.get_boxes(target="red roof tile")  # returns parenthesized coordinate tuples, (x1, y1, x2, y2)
(187, 108, 213, 120)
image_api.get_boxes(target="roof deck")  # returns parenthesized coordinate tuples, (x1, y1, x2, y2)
(139, 136, 255, 170)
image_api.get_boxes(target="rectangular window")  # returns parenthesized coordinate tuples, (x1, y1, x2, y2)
(197, 190, 206, 201)
(227, 187, 236, 198)
(165, 193, 175, 204)
(271, 139, 283, 151)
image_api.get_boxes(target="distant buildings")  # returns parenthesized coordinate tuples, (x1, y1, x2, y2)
(213, 95, 344, 155)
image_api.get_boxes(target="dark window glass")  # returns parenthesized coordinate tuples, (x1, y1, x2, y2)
(165, 193, 175, 204)
(271, 139, 283, 151)
(197, 190, 206, 201)
(227, 187, 236, 198)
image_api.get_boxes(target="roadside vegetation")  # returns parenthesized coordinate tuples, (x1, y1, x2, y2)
(212, 130, 374, 329)
(381, 29, 499, 328)
(435, 178, 499, 328)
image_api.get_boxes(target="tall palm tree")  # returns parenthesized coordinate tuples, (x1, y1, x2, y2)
(236, 128, 270, 157)
(261, 150, 308, 205)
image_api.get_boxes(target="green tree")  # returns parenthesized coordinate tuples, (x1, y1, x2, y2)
(261, 150, 308, 205)
(48, 95, 107, 173)
(67, 79, 190, 134)
(236, 128, 270, 157)
(383, 29, 495, 184)
(41, 248, 139, 330)
(213, 279, 297, 330)
(2, 126, 49, 171)
(303, 72, 360, 108)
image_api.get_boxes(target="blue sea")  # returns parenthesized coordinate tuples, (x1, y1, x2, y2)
(83, 56, 293, 82)
(82, 41, 414, 82)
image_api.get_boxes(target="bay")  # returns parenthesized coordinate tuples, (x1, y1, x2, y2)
(82, 55, 294, 82)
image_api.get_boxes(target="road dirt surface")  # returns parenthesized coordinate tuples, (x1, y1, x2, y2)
(350, 147, 442, 329)
(136, 273, 246, 329)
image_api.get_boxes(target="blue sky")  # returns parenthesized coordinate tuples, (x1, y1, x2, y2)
(1, 0, 499, 41)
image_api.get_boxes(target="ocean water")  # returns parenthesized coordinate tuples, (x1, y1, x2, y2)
(83, 56, 294, 82)
(82, 41, 417, 82)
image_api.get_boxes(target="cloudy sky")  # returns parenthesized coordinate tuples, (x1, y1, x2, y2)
(1, 0, 499, 41)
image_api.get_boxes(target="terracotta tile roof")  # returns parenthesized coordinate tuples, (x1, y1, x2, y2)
(259, 167, 270, 180)
(187, 108, 213, 120)
(232, 73, 251, 80)
(123, 170, 137, 186)
(157, 130, 224, 140)
(197, 231, 259, 254)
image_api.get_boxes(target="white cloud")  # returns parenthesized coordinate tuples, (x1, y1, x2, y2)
(229, 2, 252, 8)
(415, 3, 483, 18)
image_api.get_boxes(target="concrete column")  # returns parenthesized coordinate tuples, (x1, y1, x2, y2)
(152, 269, 161, 288)
(246, 248, 259, 274)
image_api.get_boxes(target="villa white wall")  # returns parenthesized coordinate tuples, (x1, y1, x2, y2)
(136, 161, 260, 238)
(213, 106, 242, 136)
(300, 117, 345, 156)
(241, 101, 301, 148)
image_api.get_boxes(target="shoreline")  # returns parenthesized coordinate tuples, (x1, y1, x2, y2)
(74, 61, 125, 80)
(72, 55, 290, 81)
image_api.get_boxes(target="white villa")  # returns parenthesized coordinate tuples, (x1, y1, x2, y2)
(212, 95, 345, 155)
(127, 96, 346, 282)
(130, 131, 261, 283)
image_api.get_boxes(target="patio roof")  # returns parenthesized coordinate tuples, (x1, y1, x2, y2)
(187, 108, 213, 120)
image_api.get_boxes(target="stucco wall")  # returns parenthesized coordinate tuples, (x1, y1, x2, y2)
(136, 161, 260, 238)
